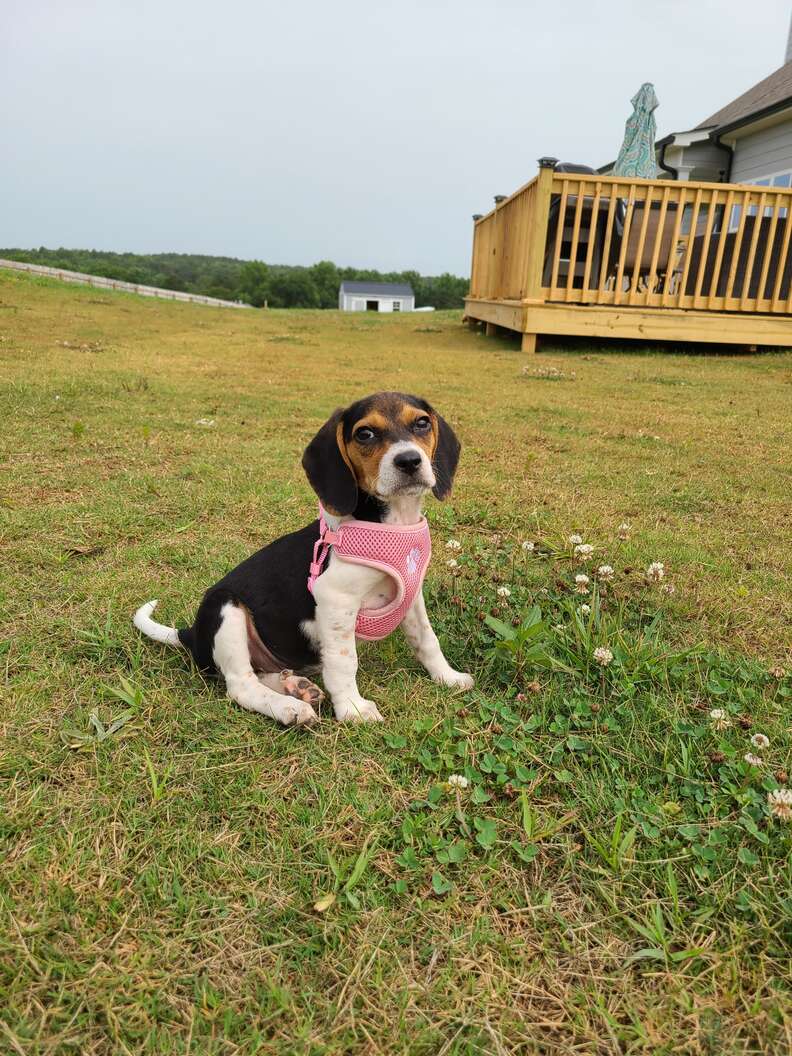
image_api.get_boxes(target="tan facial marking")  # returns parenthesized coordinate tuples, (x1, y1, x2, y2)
(355, 410, 389, 432)
(335, 421, 355, 475)
(410, 408, 438, 458)
(344, 410, 391, 491)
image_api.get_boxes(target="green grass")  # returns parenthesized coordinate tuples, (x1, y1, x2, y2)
(2, 270, 792, 1054)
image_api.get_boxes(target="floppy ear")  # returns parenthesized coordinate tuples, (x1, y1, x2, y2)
(431, 413, 461, 500)
(302, 410, 358, 515)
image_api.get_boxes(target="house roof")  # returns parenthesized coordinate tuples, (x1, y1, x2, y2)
(339, 281, 413, 296)
(696, 62, 792, 131)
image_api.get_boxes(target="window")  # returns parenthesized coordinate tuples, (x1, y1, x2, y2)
(729, 171, 792, 229)
(747, 178, 771, 218)
(750, 173, 790, 219)
(392, 301, 401, 311)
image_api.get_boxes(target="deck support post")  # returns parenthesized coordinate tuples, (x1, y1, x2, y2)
(467, 318, 479, 331)
(485, 322, 498, 337)
(521, 332, 537, 354)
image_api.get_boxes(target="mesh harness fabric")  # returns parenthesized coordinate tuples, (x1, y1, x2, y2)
(307, 507, 432, 641)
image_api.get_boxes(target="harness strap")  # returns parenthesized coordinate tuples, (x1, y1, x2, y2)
(307, 512, 340, 594)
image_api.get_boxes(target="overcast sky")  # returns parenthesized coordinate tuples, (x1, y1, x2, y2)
(2, 0, 790, 274)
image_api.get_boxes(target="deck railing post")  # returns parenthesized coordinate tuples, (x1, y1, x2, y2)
(521, 157, 557, 353)
(524, 157, 556, 302)
(468, 214, 483, 301)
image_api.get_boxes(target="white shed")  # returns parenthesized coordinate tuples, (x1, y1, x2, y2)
(338, 281, 415, 313)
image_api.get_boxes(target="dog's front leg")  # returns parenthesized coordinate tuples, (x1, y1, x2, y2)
(312, 560, 384, 722)
(402, 589, 474, 691)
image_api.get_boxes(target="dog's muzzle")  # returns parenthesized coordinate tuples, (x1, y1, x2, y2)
(377, 441, 435, 496)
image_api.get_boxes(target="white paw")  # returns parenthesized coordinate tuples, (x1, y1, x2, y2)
(434, 670, 475, 691)
(334, 697, 384, 723)
(276, 700, 319, 727)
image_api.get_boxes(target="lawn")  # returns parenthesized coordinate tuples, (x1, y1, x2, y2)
(2, 270, 791, 1055)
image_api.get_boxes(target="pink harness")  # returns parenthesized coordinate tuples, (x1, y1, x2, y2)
(307, 507, 432, 641)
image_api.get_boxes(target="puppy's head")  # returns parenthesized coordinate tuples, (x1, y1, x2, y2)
(302, 392, 460, 516)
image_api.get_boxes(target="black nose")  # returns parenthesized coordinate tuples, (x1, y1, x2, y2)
(393, 450, 422, 474)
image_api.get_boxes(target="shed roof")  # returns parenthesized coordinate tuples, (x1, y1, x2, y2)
(696, 62, 792, 131)
(339, 281, 414, 296)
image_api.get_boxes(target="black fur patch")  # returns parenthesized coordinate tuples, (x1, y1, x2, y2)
(179, 522, 323, 674)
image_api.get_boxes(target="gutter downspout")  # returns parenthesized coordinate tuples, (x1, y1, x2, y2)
(658, 139, 678, 179)
(712, 132, 734, 182)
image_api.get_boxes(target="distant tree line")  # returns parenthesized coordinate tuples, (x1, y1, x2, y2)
(0, 248, 469, 309)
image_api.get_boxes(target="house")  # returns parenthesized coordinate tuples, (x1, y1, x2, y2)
(338, 281, 415, 313)
(601, 26, 792, 188)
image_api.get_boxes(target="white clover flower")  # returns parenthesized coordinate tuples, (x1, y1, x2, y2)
(593, 646, 613, 666)
(770, 665, 786, 679)
(574, 543, 594, 562)
(521, 540, 535, 553)
(553, 623, 565, 632)
(579, 604, 591, 616)
(709, 707, 731, 731)
(646, 562, 665, 583)
(574, 574, 590, 595)
(446, 558, 458, 569)
(662, 583, 676, 596)
(597, 565, 614, 581)
(445, 539, 461, 552)
(568, 534, 583, 546)
(617, 522, 632, 540)
(751, 733, 770, 750)
(447, 773, 469, 789)
(744, 753, 763, 767)
(497, 586, 512, 598)
(767, 788, 792, 821)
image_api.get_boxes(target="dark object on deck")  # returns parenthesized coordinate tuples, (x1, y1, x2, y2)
(686, 214, 792, 300)
(543, 165, 625, 288)
(554, 163, 598, 174)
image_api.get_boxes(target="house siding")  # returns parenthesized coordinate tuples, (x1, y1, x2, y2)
(731, 120, 792, 182)
(678, 140, 731, 182)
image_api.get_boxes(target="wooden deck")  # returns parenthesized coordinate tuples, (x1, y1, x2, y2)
(465, 159, 792, 350)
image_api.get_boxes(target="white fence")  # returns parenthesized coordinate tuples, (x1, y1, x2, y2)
(0, 258, 253, 309)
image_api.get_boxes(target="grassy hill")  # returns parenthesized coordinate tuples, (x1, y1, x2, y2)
(0, 248, 469, 309)
(2, 270, 791, 1053)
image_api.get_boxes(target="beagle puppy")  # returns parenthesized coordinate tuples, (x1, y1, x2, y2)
(134, 392, 473, 726)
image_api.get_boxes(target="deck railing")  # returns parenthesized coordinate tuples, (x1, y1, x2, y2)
(469, 162, 792, 316)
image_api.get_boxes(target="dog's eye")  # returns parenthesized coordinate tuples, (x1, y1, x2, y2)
(355, 427, 376, 443)
(413, 416, 431, 432)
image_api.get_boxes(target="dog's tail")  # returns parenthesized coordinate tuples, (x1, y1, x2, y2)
(133, 600, 183, 649)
